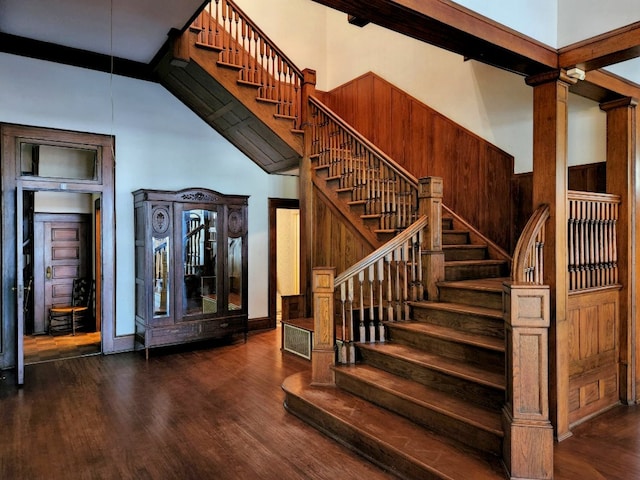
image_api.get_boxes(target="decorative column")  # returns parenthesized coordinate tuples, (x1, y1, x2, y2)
(600, 97, 638, 404)
(502, 282, 554, 479)
(311, 267, 335, 386)
(525, 70, 575, 441)
(299, 69, 317, 318)
(418, 177, 444, 301)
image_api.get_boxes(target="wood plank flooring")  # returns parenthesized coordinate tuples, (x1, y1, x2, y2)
(1, 327, 640, 479)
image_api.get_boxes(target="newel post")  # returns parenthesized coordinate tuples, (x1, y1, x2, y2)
(311, 267, 336, 386)
(418, 177, 444, 301)
(299, 68, 317, 317)
(502, 282, 554, 480)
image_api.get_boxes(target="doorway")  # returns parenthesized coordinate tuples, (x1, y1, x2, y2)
(1, 124, 115, 385)
(23, 193, 101, 364)
(268, 198, 300, 328)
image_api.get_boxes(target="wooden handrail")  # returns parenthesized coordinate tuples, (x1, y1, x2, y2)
(331, 215, 428, 364)
(309, 96, 419, 187)
(309, 96, 420, 233)
(335, 216, 427, 286)
(192, 0, 303, 123)
(511, 204, 550, 284)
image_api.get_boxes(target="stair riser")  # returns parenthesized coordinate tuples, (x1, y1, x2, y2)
(284, 393, 445, 480)
(335, 372, 502, 455)
(411, 307, 504, 339)
(444, 263, 508, 281)
(444, 248, 487, 261)
(385, 327, 505, 370)
(438, 287, 502, 310)
(442, 218, 453, 230)
(442, 232, 469, 245)
(359, 348, 504, 409)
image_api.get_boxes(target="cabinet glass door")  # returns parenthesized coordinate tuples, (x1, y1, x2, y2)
(182, 208, 218, 316)
(228, 237, 243, 311)
(153, 236, 170, 317)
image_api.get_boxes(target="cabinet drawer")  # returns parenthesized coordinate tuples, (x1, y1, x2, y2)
(200, 316, 246, 336)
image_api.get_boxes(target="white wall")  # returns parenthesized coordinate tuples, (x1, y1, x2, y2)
(0, 52, 298, 336)
(237, 0, 606, 173)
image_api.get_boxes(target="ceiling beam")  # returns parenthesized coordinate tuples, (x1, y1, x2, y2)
(559, 21, 640, 71)
(311, 0, 557, 76)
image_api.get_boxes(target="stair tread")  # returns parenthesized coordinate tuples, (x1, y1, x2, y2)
(359, 342, 505, 390)
(438, 277, 507, 293)
(445, 259, 507, 266)
(443, 244, 487, 250)
(388, 322, 505, 352)
(335, 364, 503, 435)
(283, 371, 506, 480)
(409, 301, 502, 319)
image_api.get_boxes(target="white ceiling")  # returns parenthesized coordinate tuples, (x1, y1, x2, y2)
(0, 0, 203, 63)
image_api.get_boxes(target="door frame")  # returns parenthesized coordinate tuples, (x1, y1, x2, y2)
(268, 198, 300, 329)
(1, 124, 116, 378)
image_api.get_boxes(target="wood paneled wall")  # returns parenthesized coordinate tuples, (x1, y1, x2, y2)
(567, 288, 620, 427)
(312, 186, 374, 276)
(511, 162, 606, 248)
(321, 72, 514, 252)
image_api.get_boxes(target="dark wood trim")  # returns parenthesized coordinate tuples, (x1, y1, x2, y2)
(311, 0, 556, 76)
(0, 32, 155, 82)
(1, 123, 116, 377)
(268, 198, 300, 329)
(559, 21, 640, 72)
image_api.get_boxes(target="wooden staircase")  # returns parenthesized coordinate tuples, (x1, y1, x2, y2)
(154, 2, 304, 174)
(282, 217, 510, 480)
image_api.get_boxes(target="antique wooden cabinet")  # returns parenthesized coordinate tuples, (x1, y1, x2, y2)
(133, 188, 248, 356)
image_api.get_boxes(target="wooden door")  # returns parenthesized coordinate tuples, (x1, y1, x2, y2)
(33, 214, 90, 334)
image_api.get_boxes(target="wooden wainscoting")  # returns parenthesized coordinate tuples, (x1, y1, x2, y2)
(321, 71, 514, 252)
(567, 287, 620, 426)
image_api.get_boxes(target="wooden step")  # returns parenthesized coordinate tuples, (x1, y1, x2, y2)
(357, 342, 505, 409)
(282, 372, 506, 480)
(437, 278, 506, 310)
(442, 217, 454, 230)
(444, 259, 509, 281)
(334, 364, 504, 455)
(443, 244, 487, 261)
(385, 322, 505, 368)
(442, 230, 470, 245)
(410, 301, 504, 339)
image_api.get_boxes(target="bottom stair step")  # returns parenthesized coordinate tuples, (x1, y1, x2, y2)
(282, 371, 507, 480)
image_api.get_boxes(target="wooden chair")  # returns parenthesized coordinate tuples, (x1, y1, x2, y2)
(49, 278, 94, 335)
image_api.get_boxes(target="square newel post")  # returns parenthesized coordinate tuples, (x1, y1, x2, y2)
(312, 267, 336, 386)
(418, 177, 444, 301)
(502, 282, 554, 480)
(299, 68, 317, 318)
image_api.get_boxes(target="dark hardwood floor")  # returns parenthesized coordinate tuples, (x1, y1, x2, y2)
(1, 327, 639, 479)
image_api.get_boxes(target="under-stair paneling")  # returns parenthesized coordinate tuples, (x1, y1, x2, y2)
(155, 31, 303, 174)
(323, 72, 514, 252)
(312, 187, 374, 276)
(567, 288, 620, 427)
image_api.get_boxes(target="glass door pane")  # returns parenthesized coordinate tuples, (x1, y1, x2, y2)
(182, 208, 217, 316)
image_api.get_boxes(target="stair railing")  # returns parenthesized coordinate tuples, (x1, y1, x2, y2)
(511, 204, 550, 284)
(308, 96, 420, 233)
(567, 190, 620, 291)
(191, 0, 303, 124)
(333, 215, 428, 364)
